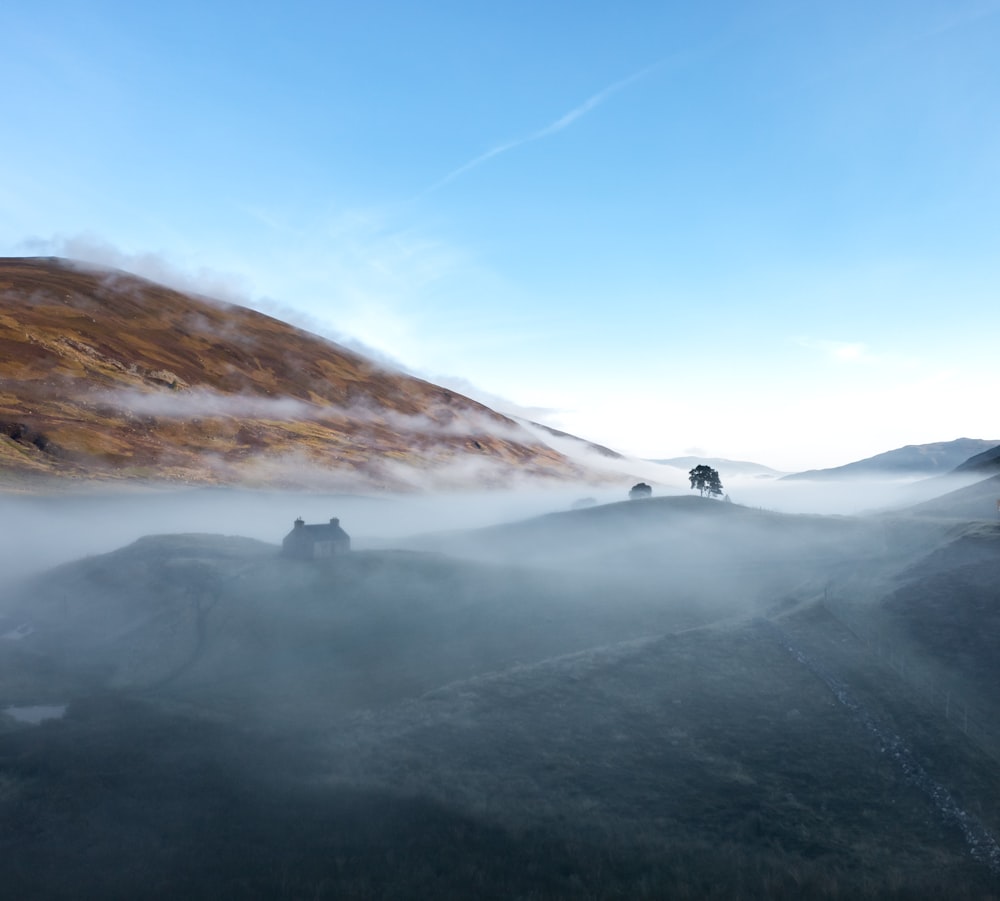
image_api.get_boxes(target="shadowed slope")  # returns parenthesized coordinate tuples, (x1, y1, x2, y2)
(954, 444, 1000, 475)
(903, 473, 1000, 520)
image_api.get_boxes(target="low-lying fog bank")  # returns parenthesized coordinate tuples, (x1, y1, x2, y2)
(0, 485, 600, 585)
(3, 472, 1000, 897)
(0, 491, 915, 724)
(712, 471, 986, 515)
(0, 470, 988, 584)
(1, 489, 980, 731)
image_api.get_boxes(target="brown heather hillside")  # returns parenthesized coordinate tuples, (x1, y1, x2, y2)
(0, 257, 594, 490)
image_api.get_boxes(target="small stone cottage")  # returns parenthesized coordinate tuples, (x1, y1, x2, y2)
(281, 517, 351, 560)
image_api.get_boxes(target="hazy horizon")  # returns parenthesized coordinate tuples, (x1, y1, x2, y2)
(0, 465, 987, 588)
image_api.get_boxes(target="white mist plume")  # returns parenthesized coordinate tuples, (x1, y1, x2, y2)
(19, 233, 407, 371)
(90, 385, 541, 443)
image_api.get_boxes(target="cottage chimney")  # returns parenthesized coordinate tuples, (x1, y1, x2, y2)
(330, 517, 339, 526)
(294, 517, 304, 529)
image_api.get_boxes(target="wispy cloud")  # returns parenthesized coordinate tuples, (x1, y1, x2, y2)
(422, 374, 561, 421)
(20, 234, 254, 307)
(24, 229, 456, 374)
(794, 337, 871, 363)
(422, 61, 663, 195)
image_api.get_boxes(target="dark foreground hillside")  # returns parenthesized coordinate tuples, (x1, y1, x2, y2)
(2, 608, 998, 899)
(2, 500, 999, 897)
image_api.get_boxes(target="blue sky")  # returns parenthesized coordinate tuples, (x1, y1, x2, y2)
(2, 1, 999, 470)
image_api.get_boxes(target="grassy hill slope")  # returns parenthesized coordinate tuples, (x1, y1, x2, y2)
(3, 501, 999, 896)
(2, 603, 997, 898)
(0, 257, 594, 490)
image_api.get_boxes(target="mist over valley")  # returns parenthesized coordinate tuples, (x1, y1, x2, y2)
(4, 478, 1000, 896)
(2, 259, 1000, 897)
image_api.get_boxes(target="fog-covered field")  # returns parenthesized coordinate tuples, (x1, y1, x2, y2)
(2, 482, 999, 898)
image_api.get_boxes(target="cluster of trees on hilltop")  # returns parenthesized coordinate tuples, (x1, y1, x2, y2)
(627, 465, 725, 501)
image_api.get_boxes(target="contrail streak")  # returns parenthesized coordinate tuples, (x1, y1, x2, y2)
(422, 60, 663, 195)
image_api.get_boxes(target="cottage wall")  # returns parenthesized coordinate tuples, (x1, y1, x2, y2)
(281, 518, 351, 560)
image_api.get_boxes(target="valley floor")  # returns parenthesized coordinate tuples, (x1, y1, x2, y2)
(2, 602, 998, 899)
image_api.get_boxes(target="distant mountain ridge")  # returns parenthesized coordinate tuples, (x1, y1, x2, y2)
(648, 456, 785, 478)
(0, 257, 612, 491)
(782, 439, 1000, 481)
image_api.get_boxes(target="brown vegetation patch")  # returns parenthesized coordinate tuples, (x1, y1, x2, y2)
(0, 258, 600, 489)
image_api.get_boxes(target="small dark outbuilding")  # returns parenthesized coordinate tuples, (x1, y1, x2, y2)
(282, 517, 351, 560)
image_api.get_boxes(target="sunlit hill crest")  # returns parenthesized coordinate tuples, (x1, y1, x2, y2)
(0, 257, 611, 490)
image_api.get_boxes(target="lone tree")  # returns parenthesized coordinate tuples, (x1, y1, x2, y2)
(629, 482, 652, 499)
(688, 465, 723, 499)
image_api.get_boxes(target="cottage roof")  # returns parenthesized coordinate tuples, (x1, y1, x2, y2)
(288, 517, 350, 541)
